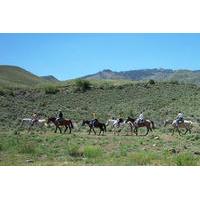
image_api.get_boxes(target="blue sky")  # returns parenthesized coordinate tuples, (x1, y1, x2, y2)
(0, 33, 200, 80)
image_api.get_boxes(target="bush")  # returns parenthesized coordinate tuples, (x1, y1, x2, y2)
(170, 80, 179, 85)
(175, 153, 197, 166)
(75, 79, 91, 92)
(128, 152, 158, 165)
(149, 79, 155, 85)
(44, 85, 59, 94)
(67, 144, 83, 157)
(84, 146, 103, 158)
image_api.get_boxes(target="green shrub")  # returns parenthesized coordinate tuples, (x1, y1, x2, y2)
(75, 79, 91, 92)
(149, 79, 155, 85)
(128, 152, 158, 165)
(175, 153, 197, 166)
(84, 146, 103, 158)
(170, 80, 179, 85)
(44, 85, 59, 94)
(67, 144, 83, 157)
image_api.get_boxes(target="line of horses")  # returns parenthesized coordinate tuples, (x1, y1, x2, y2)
(20, 116, 194, 136)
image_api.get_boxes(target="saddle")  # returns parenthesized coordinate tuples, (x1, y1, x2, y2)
(178, 120, 184, 124)
(56, 117, 64, 124)
(138, 119, 144, 125)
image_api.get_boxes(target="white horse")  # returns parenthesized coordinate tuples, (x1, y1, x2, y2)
(20, 118, 47, 131)
(106, 119, 126, 128)
(106, 118, 132, 135)
(171, 120, 193, 135)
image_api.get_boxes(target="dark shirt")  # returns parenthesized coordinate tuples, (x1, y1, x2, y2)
(59, 112, 63, 118)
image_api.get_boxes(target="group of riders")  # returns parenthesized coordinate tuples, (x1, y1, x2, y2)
(30, 109, 185, 128)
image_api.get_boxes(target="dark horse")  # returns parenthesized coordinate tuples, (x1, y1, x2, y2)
(82, 119, 106, 135)
(125, 116, 155, 136)
(47, 117, 74, 133)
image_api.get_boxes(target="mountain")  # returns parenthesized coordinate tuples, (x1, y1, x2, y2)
(0, 65, 57, 87)
(41, 75, 59, 82)
(82, 68, 200, 84)
(83, 68, 174, 80)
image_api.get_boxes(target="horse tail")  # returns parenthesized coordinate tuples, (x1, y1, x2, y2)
(70, 120, 74, 129)
(151, 120, 155, 129)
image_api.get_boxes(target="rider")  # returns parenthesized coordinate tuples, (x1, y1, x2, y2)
(135, 112, 144, 126)
(56, 109, 64, 123)
(116, 118, 123, 127)
(31, 112, 39, 125)
(91, 113, 98, 127)
(175, 111, 184, 127)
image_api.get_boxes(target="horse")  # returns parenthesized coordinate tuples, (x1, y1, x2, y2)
(125, 116, 155, 136)
(20, 118, 47, 131)
(106, 118, 132, 135)
(171, 120, 193, 135)
(82, 119, 106, 135)
(106, 118, 126, 128)
(47, 117, 74, 133)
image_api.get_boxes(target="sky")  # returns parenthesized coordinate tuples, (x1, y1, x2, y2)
(0, 33, 200, 80)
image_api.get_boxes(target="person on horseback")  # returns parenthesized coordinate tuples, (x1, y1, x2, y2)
(135, 112, 144, 126)
(175, 111, 184, 127)
(31, 112, 39, 125)
(91, 119, 98, 127)
(56, 109, 64, 124)
(90, 113, 98, 127)
(116, 118, 123, 127)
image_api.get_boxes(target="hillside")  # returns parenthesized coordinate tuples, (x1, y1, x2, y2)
(0, 65, 56, 87)
(1, 79, 200, 130)
(82, 68, 200, 85)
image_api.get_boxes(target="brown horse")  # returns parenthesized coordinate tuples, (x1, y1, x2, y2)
(125, 116, 155, 136)
(47, 117, 74, 133)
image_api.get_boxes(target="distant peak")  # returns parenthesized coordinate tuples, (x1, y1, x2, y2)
(102, 69, 113, 73)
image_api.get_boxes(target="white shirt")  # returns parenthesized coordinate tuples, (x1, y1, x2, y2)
(139, 113, 144, 119)
(177, 113, 183, 118)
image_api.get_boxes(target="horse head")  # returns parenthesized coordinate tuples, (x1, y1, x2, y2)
(125, 116, 133, 123)
(82, 120, 87, 126)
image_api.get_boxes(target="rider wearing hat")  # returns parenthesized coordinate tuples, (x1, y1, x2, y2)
(56, 109, 64, 123)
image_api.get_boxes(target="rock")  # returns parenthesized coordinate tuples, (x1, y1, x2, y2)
(153, 144, 157, 147)
(154, 136, 159, 140)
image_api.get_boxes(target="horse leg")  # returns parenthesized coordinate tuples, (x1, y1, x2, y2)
(69, 126, 71, 134)
(93, 128, 96, 135)
(59, 126, 62, 134)
(135, 127, 138, 136)
(88, 127, 91, 135)
(64, 125, 68, 133)
(144, 128, 149, 136)
(171, 128, 175, 136)
(55, 126, 57, 133)
(178, 128, 181, 136)
(183, 128, 188, 135)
